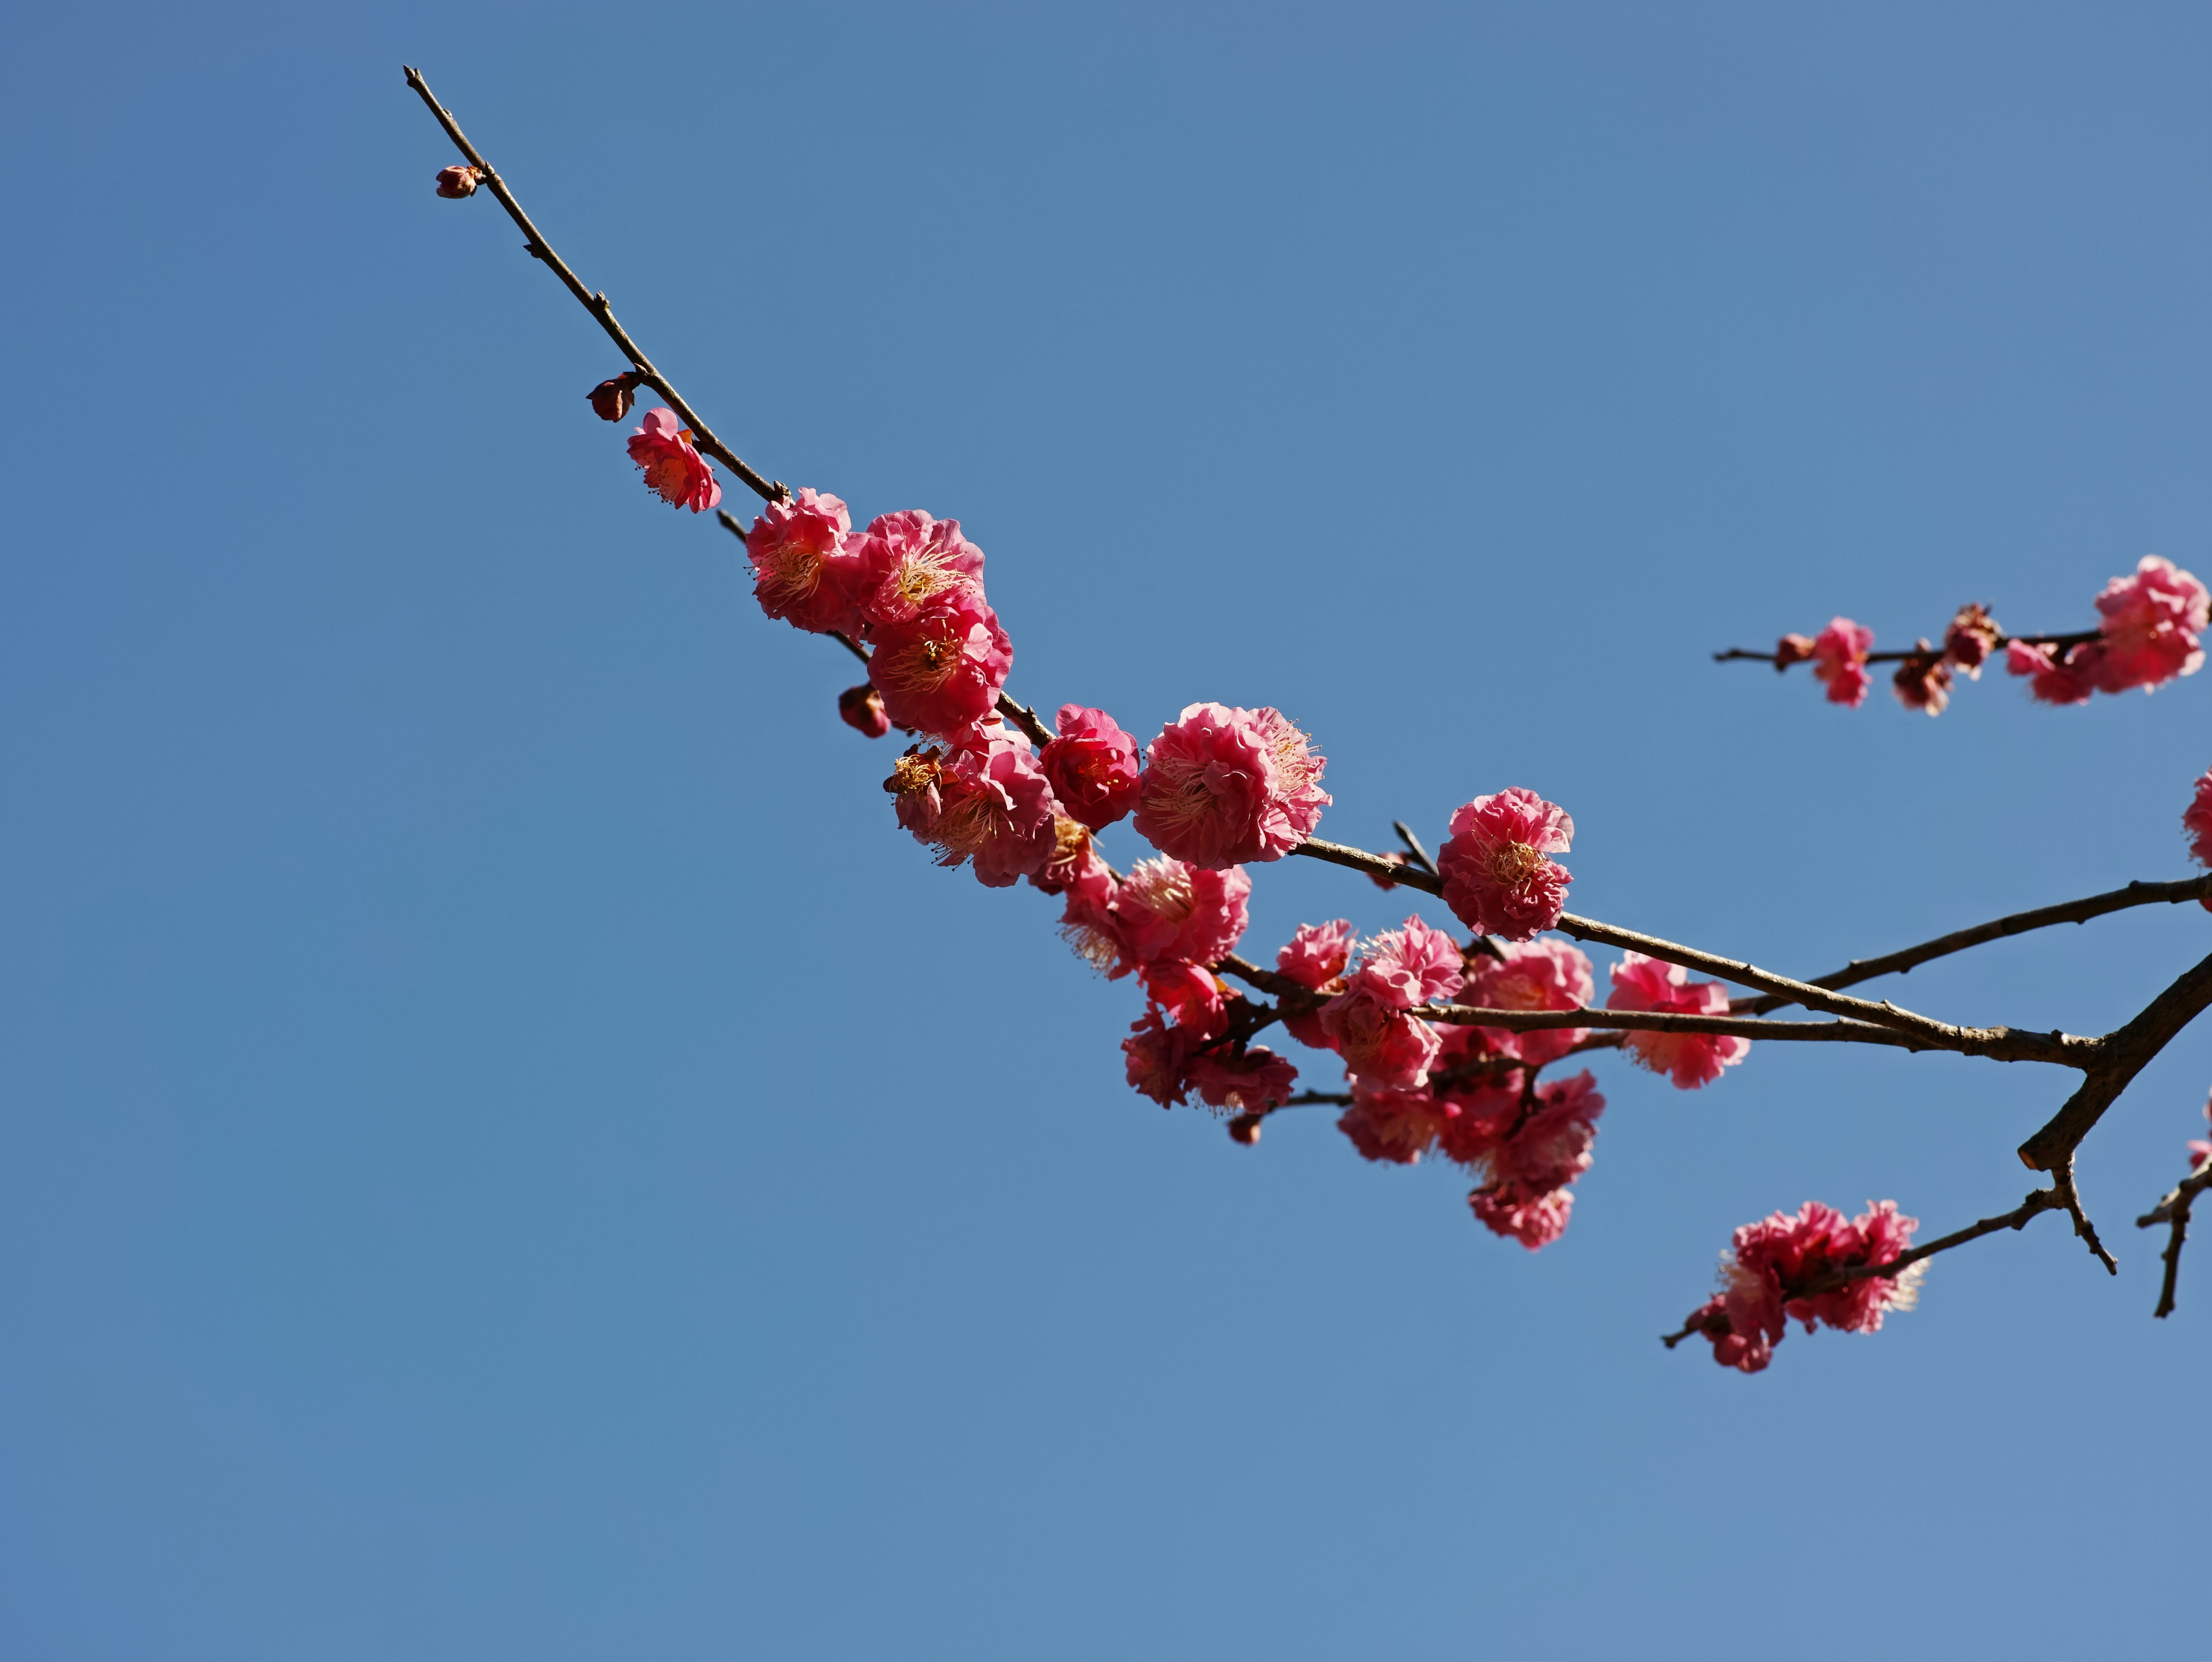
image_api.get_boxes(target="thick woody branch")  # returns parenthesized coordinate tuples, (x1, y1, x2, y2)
(403, 66, 784, 505)
(2018, 950, 2212, 1171)
(2136, 1159, 2212, 1319)
(1738, 873, 2212, 1014)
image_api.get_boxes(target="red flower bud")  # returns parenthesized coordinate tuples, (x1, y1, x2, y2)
(839, 683, 891, 739)
(1228, 1113, 1266, 1145)
(587, 373, 639, 423)
(434, 165, 482, 199)
(1773, 633, 1816, 669)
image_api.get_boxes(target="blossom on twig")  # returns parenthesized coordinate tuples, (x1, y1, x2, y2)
(1131, 702, 1329, 868)
(1437, 788, 1573, 941)
(626, 407, 721, 513)
(1606, 952, 1750, 1089)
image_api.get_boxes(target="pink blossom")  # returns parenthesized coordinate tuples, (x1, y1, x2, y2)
(838, 683, 891, 738)
(866, 583, 1013, 741)
(1113, 857, 1251, 967)
(1186, 1047, 1300, 1114)
(882, 729, 1056, 888)
(2188, 1089, 2212, 1171)
(1605, 952, 1750, 1089)
(1457, 939, 1594, 1066)
(1688, 1199, 1923, 1373)
(746, 488, 869, 634)
(1132, 702, 1329, 869)
(850, 510, 986, 629)
(1891, 643, 1952, 715)
(1314, 920, 1464, 1090)
(1462, 1071, 1605, 1251)
(1040, 705, 1142, 831)
(1058, 858, 1132, 976)
(1139, 959, 1229, 1040)
(1029, 816, 1102, 898)
(1123, 1008, 1193, 1107)
(1319, 986, 1442, 1090)
(2187, 768, 2212, 869)
(1276, 919, 1354, 1050)
(1437, 788, 1574, 941)
(1809, 616, 1874, 707)
(1943, 603, 2002, 677)
(2006, 638, 2094, 705)
(2086, 556, 2209, 694)
(1337, 1084, 1455, 1165)
(626, 407, 722, 513)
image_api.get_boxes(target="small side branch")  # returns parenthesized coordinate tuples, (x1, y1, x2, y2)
(1714, 629, 2097, 668)
(403, 66, 784, 505)
(2019, 950, 2212, 1171)
(2137, 1159, 2212, 1319)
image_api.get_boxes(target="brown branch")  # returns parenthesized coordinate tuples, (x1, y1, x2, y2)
(2018, 950, 2212, 1171)
(1714, 629, 2099, 668)
(1282, 1089, 1354, 1108)
(1290, 836, 1444, 892)
(403, 66, 785, 506)
(1737, 873, 2212, 1014)
(1391, 821, 1440, 879)
(2137, 1157, 2212, 1318)
(1776, 1186, 2069, 1308)
(1414, 1002, 1961, 1053)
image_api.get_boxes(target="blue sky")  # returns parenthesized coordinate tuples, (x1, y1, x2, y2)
(3, 3, 2210, 1656)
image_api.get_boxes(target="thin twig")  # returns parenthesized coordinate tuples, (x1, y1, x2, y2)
(1415, 1002, 1959, 1053)
(1736, 873, 2212, 1014)
(402, 66, 784, 505)
(2136, 1157, 2212, 1318)
(1713, 629, 2099, 668)
(1391, 821, 1440, 879)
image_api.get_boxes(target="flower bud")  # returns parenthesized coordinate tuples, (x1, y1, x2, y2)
(434, 165, 482, 199)
(1942, 602, 2002, 677)
(1773, 633, 1816, 669)
(587, 373, 639, 423)
(1228, 1113, 1266, 1145)
(839, 683, 891, 739)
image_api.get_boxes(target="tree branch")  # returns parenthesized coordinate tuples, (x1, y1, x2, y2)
(1737, 873, 2212, 1014)
(2136, 1159, 2212, 1319)
(2018, 950, 2212, 1171)
(1713, 629, 2099, 668)
(403, 66, 785, 506)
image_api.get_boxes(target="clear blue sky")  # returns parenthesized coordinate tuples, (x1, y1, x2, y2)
(3, 3, 2209, 1656)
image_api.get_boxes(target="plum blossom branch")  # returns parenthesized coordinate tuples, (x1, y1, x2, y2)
(1713, 630, 2098, 668)
(2136, 1158, 2212, 1319)
(2018, 949, 2212, 1171)
(1414, 1002, 1978, 1054)
(1736, 872, 2212, 1015)
(402, 65, 784, 506)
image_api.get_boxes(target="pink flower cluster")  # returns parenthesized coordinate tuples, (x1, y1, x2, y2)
(2001, 559, 2208, 703)
(1684, 1201, 1921, 1373)
(1438, 789, 1574, 940)
(1132, 702, 1330, 868)
(1605, 952, 1749, 1089)
(1317, 917, 1463, 1091)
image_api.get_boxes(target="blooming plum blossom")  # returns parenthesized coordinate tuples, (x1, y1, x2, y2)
(745, 488, 869, 635)
(626, 407, 722, 513)
(1132, 702, 1329, 868)
(838, 683, 890, 738)
(2187, 768, 2212, 876)
(866, 583, 1013, 741)
(1316, 920, 1461, 1091)
(1891, 643, 1952, 715)
(1337, 1083, 1456, 1165)
(882, 729, 1056, 887)
(1139, 959, 1229, 1039)
(1687, 1200, 1923, 1373)
(1605, 952, 1750, 1089)
(1186, 1047, 1300, 1114)
(1123, 1008, 1194, 1107)
(1029, 815, 1102, 898)
(2084, 556, 2209, 694)
(1275, 919, 1354, 1049)
(1809, 616, 1874, 707)
(1113, 857, 1251, 967)
(1454, 1072, 1605, 1250)
(2005, 638, 2094, 705)
(1057, 857, 1131, 976)
(1943, 603, 2002, 677)
(1437, 788, 1574, 941)
(850, 510, 986, 629)
(1040, 705, 1142, 831)
(1458, 938, 1595, 1066)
